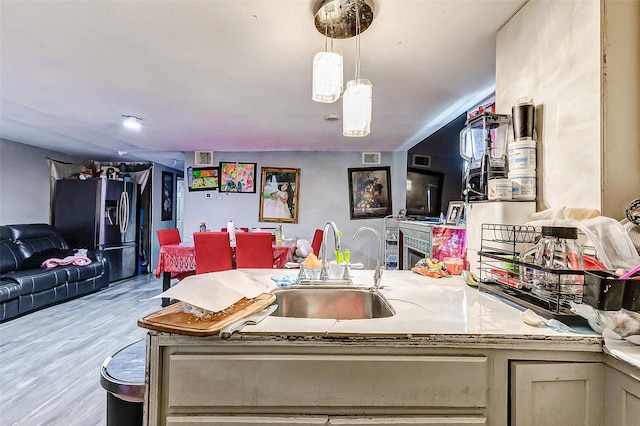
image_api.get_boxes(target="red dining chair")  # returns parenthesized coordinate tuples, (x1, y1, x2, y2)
(157, 228, 181, 246)
(311, 228, 324, 257)
(157, 229, 195, 281)
(235, 232, 274, 268)
(193, 232, 233, 274)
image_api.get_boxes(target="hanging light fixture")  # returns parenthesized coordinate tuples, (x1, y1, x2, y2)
(312, 1, 375, 135)
(312, 7, 343, 103)
(342, 0, 372, 137)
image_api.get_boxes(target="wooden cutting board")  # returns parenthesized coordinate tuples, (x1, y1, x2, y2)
(138, 292, 276, 336)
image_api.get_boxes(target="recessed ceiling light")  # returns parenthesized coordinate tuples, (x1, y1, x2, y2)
(122, 115, 143, 130)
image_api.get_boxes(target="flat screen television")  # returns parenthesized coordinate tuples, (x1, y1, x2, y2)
(405, 168, 445, 217)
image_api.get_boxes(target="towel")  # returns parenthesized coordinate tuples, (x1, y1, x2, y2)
(41, 255, 92, 268)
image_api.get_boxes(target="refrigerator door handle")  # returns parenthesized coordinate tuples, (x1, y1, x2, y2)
(119, 190, 129, 234)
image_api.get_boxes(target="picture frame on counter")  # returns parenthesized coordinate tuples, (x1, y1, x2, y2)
(348, 166, 393, 220)
(219, 162, 257, 193)
(258, 167, 300, 224)
(187, 167, 219, 191)
(446, 201, 464, 225)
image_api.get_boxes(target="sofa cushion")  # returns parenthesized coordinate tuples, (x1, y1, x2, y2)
(61, 261, 105, 283)
(22, 248, 77, 270)
(0, 297, 19, 321)
(1, 227, 23, 273)
(1, 268, 67, 295)
(7, 223, 70, 259)
(0, 279, 22, 302)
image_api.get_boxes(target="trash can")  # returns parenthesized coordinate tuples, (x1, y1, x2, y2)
(100, 339, 145, 426)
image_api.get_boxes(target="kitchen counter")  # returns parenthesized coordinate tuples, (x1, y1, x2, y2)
(241, 269, 600, 343)
(143, 269, 640, 426)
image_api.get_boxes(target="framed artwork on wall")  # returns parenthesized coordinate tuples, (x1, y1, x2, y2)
(218, 162, 257, 193)
(161, 171, 173, 221)
(187, 167, 219, 191)
(258, 167, 300, 224)
(348, 166, 393, 219)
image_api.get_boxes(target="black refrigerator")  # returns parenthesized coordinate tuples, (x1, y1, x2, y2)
(53, 178, 139, 282)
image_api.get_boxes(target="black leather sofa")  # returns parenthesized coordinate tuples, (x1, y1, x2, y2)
(0, 223, 109, 322)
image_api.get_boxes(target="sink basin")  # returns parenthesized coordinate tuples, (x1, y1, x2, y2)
(271, 286, 395, 319)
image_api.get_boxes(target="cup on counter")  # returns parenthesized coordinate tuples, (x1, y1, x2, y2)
(443, 257, 464, 275)
(328, 261, 346, 279)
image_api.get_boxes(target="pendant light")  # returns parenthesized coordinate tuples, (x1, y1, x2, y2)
(312, 9, 343, 103)
(343, 1, 372, 137)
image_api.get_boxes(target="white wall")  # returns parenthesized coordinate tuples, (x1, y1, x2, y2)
(0, 138, 81, 224)
(182, 151, 406, 269)
(496, 0, 602, 212)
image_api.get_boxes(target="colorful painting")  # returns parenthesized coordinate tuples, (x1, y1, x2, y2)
(187, 167, 219, 191)
(219, 162, 257, 193)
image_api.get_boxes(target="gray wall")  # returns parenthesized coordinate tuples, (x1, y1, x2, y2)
(0, 138, 81, 224)
(182, 150, 407, 270)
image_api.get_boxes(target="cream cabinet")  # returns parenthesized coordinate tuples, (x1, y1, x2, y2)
(144, 334, 611, 426)
(510, 361, 604, 426)
(605, 357, 640, 425)
(145, 335, 494, 425)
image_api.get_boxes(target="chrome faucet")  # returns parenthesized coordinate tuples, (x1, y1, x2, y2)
(319, 220, 342, 281)
(353, 226, 383, 290)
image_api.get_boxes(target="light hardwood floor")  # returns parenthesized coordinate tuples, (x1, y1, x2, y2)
(0, 273, 164, 426)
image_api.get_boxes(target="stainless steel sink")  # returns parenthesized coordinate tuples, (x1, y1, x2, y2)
(270, 286, 395, 319)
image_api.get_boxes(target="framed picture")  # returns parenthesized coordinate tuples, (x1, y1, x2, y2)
(446, 201, 464, 225)
(397, 209, 407, 220)
(219, 162, 257, 193)
(194, 151, 214, 166)
(187, 167, 219, 191)
(348, 166, 393, 220)
(161, 171, 173, 221)
(259, 167, 300, 224)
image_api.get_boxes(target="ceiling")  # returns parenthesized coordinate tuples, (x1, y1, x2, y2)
(0, 0, 526, 170)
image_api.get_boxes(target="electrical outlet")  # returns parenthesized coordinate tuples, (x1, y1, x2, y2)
(205, 193, 212, 199)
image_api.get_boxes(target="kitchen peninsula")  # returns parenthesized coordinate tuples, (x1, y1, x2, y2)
(143, 270, 640, 426)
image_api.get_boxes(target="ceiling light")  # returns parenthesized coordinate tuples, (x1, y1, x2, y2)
(122, 115, 143, 130)
(343, 1, 372, 137)
(312, 5, 343, 103)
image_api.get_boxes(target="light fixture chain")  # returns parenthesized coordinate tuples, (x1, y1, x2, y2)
(355, 0, 361, 81)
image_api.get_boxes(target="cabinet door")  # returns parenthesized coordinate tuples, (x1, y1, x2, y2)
(605, 365, 640, 425)
(328, 416, 486, 425)
(510, 361, 604, 426)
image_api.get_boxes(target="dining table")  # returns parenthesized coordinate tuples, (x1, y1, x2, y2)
(155, 239, 297, 306)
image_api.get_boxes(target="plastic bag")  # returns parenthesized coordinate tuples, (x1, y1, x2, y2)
(571, 302, 640, 339)
(295, 239, 313, 258)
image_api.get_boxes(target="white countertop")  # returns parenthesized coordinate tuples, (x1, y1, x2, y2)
(240, 269, 598, 342)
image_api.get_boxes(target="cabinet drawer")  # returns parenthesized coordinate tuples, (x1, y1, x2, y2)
(167, 415, 328, 425)
(167, 354, 487, 409)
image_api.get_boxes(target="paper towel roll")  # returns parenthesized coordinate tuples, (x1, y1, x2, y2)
(227, 220, 235, 241)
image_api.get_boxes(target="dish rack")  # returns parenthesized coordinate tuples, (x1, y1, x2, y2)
(478, 223, 598, 326)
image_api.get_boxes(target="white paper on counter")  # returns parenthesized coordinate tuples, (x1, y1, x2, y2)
(151, 269, 271, 312)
